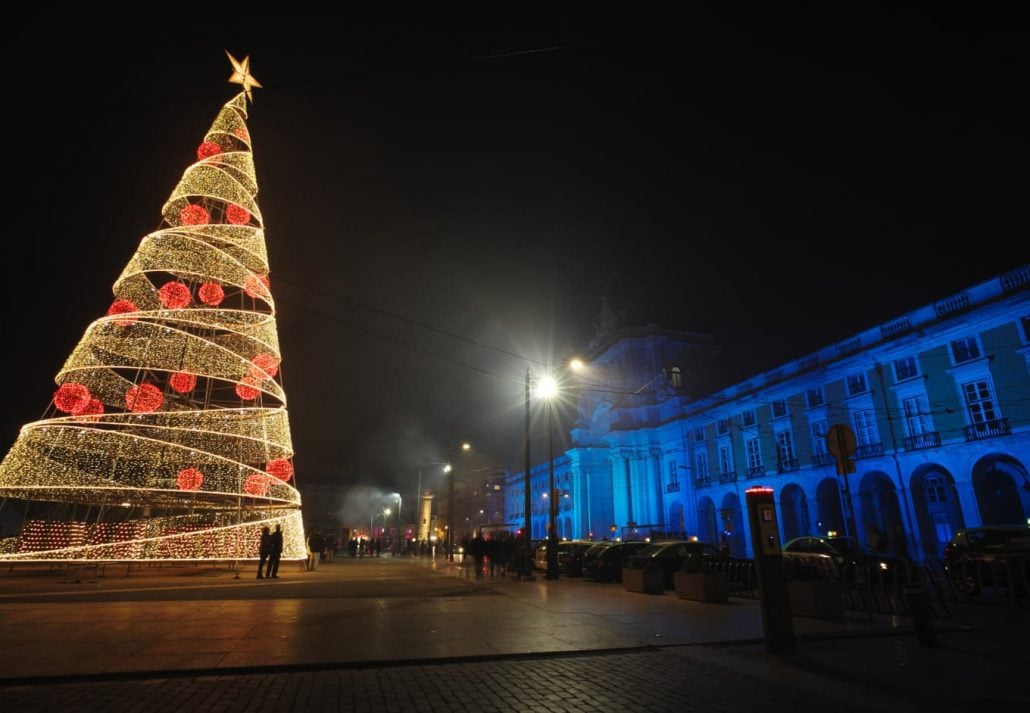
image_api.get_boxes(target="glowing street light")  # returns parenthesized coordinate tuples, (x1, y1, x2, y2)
(447, 442, 471, 561)
(391, 491, 402, 541)
(537, 374, 560, 580)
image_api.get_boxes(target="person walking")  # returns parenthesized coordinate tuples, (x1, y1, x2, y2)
(307, 528, 323, 571)
(257, 525, 271, 579)
(266, 524, 283, 578)
(471, 532, 486, 579)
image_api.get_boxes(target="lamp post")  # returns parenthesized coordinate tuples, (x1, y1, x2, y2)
(447, 461, 455, 561)
(538, 374, 560, 580)
(391, 491, 402, 549)
(447, 442, 470, 561)
(522, 366, 533, 579)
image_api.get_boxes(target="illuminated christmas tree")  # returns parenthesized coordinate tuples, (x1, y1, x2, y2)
(0, 53, 306, 563)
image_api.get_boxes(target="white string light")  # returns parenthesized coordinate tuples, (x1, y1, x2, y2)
(0, 72, 306, 562)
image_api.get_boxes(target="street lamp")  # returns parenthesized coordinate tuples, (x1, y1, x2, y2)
(522, 366, 533, 579)
(537, 374, 560, 580)
(447, 442, 470, 561)
(391, 491, 402, 547)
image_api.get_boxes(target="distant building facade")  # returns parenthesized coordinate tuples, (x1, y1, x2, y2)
(505, 266, 1030, 562)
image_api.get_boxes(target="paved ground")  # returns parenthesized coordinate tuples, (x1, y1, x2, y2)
(0, 555, 1027, 711)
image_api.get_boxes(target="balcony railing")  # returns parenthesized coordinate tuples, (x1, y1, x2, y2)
(903, 431, 941, 451)
(666, 482, 680, 493)
(746, 465, 765, 478)
(694, 476, 712, 489)
(855, 442, 884, 459)
(776, 458, 799, 474)
(812, 452, 837, 468)
(964, 418, 1011, 441)
(718, 470, 737, 484)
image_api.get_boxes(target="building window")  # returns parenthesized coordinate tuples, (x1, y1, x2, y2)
(924, 474, 947, 504)
(893, 356, 919, 381)
(670, 366, 682, 388)
(775, 430, 795, 463)
(719, 445, 733, 474)
(771, 400, 788, 418)
(668, 460, 679, 485)
(811, 420, 828, 455)
(853, 409, 878, 446)
(903, 395, 933, 436)
(746, 438, 762, 470)
(806, 387, 824, 408)
(717, 418, 729, 435)
(847, 373, 868, 396)
(695, 450, 709, 480)
(951, 336, 981, 364)
(693, 426, 705, 442)
(742, 409, 756, 427)
(962, 379, 998, 426)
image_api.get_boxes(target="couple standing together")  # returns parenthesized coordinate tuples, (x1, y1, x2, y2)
(258, 524, 283, 578)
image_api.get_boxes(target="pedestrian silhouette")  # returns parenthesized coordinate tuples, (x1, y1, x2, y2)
(307, 528, 323, 571)
(257, 525, 271, 578)
(267, 524, 283, 578)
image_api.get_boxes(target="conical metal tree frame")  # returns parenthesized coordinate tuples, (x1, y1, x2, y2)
(0, 91, 306, 562)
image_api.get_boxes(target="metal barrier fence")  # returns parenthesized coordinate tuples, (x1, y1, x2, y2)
(699, 556, 1030, 620)
(923, 555, 1029, 610)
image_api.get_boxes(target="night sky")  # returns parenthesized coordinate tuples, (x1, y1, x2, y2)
(2, 9, 1027, 506)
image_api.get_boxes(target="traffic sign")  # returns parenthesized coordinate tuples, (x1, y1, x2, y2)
(826, 423, 857, 475)
(826, 424, 856, 458)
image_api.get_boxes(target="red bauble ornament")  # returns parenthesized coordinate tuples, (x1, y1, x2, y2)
(107, 298, 139, 326)
(235, 378, 261, 401)
(226, 204, 251, 225)
(250, 353, 280, 378)
(244, 274, 270, 299)
(126, 383, 164, 412)
(196, 141, 222, 160)
(169, 371, 197, 393)
(179, 204, 210, 226)
(265, 458, 294, 482)
(177, 467, 204, 491)
(83, 398, 105, 416)
(158, 281, 191, 309)
(244, 473, 270, 496)
(197, 282, 225, 306)
(54, 383, 92, 415)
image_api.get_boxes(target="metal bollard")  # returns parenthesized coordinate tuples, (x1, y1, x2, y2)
(903, 584, 940, 648)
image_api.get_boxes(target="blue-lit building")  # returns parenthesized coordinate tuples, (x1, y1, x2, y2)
(505, 266, 1030, 563)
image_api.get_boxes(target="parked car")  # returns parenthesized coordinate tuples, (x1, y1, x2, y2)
(534, 540, 592, 574)
(625, 539, 738, 589)
(943, 525, 1030, 595)
(782, 535, 913, 586)
(557, 540, 596, 576)
(581, 540, 650, 582)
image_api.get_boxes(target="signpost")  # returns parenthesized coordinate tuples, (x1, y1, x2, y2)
(826, 423, 858, 539)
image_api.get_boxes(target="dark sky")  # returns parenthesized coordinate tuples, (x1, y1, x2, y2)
(2, 8, 1027, 504)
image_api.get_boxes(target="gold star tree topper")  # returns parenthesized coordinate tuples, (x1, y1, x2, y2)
(226, 50, 262, 102)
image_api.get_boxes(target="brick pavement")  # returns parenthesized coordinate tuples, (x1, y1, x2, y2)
(3, 645, 923, 713)
(0, 556, 1027, 712)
